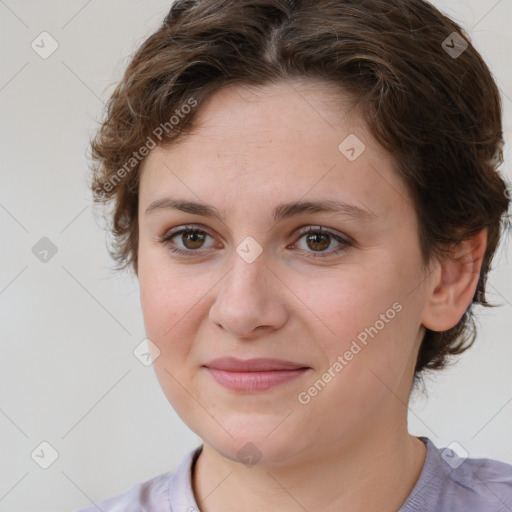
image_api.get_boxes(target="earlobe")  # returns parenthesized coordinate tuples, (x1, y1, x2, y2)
(421, 228, 488, 332)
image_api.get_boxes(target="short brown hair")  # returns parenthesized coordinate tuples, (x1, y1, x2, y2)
(88, 0, 511, 379)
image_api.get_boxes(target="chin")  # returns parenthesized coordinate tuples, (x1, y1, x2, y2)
(201, 424, 309, 469)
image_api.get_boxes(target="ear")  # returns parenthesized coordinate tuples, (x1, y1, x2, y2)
(421, 228, 488, 332)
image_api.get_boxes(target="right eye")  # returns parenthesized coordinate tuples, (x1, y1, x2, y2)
(159, 225, 217, 256)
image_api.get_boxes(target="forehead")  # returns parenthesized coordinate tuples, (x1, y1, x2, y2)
(180, 79, 360, 149)
(139, 80, 413, 225)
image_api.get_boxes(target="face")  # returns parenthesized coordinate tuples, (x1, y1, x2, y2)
(137, 80, 433, 467)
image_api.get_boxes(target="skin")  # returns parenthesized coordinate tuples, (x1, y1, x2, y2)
(137, 79, 487, 512)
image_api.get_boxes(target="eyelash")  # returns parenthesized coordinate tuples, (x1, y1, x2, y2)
(158, 224, 353, 259)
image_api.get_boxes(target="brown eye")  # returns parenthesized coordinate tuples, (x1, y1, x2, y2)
(159, 224, 353, 259)
(293, 227, 352, 258)
(180, 229, 207, 250)
(305, 231, 331, 251)
(159, 226, 215, 255)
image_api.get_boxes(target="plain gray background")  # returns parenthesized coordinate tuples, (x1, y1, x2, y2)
(0, 1, 511, 511)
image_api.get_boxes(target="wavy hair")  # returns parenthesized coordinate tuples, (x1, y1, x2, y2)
(88, 0, 511, 378)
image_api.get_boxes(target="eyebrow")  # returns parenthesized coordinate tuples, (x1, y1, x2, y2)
(145, 197, 378, 224)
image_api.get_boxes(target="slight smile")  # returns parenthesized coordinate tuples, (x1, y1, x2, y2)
(203, 357, 311, 392)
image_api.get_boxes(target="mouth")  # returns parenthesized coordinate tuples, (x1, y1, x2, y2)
(202, 357, 311, 392)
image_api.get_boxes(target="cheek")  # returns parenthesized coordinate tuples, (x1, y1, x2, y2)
(138, 267, 202, 417)
(138, 250, 209, 381)
(290, 263, 399, 344)
(139, 276, 175, 342)
(138, 243, 196, 340)
(139, 286, 194, 390)
(297, 309, 416, 436)
(298, 261, 419, 386)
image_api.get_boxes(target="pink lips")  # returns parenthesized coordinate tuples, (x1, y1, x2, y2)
(203, 357, 310, 392)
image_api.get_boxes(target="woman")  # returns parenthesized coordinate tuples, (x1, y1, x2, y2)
(75, 0, 512, 510)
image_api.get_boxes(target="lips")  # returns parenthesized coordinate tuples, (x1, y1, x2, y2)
(203, 357, 310, 392)
(204, 357, 309, 372)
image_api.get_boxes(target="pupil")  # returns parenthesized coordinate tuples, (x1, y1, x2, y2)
(309, 233, 329, 251)
(185, 231, 204, 248)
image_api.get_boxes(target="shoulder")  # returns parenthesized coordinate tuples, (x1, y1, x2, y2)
(71, 471, 171, 512)
(443, 450, 512, 509)
(405, 438, 512, 512)
(71, 445, 203, 512)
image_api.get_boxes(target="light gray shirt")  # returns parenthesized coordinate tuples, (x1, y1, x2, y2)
(73, 437, 512, 511)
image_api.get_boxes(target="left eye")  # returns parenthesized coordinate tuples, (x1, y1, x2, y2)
(292, 226, 352, 258)
(159, 225, 352, 258)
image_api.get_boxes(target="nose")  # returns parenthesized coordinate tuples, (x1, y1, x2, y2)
(208, 253, 288, 340)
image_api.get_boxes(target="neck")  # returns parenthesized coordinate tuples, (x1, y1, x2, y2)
(192, 423, 427, 512)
